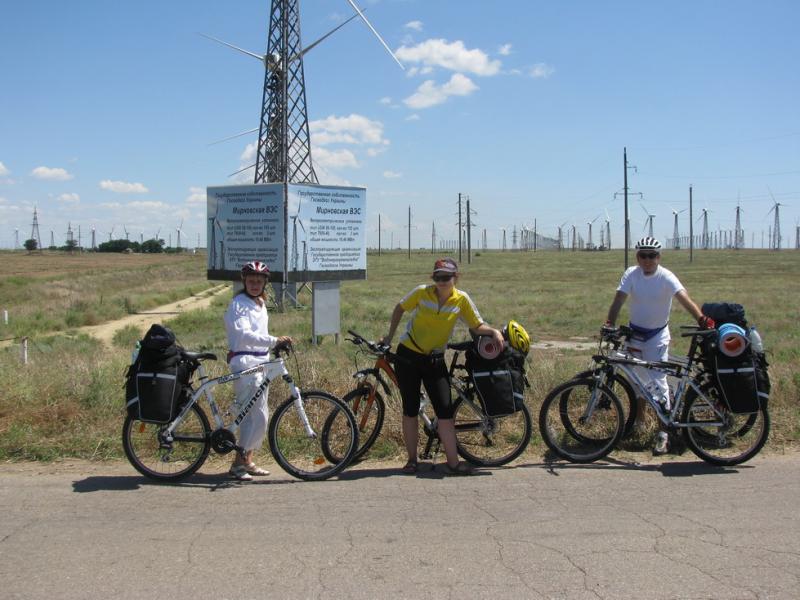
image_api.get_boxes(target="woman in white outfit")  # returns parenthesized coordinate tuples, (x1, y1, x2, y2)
(224, 261, 292, 481)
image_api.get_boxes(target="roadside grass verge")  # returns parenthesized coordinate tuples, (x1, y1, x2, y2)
(0, 249, 797, 462)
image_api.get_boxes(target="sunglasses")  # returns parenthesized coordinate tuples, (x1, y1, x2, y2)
(637, 252, 660, 260)
(432, 273, 454, 282)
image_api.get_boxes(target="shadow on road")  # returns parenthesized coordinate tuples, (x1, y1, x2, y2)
(337, 463, 493, 481)
(524, 455, 751, 478)
(71, 472, 299, 493)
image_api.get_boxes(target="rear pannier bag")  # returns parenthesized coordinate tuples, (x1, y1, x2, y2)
(465, 347, 526, 418)
(124, 324, 190, 423)
(708, 350, 761, 414)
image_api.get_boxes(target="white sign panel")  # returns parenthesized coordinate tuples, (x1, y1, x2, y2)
(206, 183, 366, 282)
(287, 183, 366, 281)
(207, 184, 284, 278)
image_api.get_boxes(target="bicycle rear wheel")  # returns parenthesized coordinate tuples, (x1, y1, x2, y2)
(268, 390, 359, 481)
(538, 378, 624, 463)
(341, 386, 386, 461)
(122, 403, 211, 482)
(453, 397, 532, 467)
(682, 386, 770, 466)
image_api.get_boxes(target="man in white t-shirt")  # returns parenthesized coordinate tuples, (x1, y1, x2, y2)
(605, 237, 714, 454)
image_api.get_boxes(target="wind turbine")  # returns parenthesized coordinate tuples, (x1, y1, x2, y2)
(671, 207, 687, 249)
(123, 226, 130, 241)
(766, 202, 783, 250)
(175, 219, 184, 251)
(586, 215, 599, 249)
(108, 226, 115, 242)
(204, 1, 404, 179)
(640, 203, 656, 237)
(290, 199, 307, 271)
(603, 209, 612, 250)
(697, 209, 711, 249)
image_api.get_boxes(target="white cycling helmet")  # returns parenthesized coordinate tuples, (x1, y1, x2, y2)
(635, 237, 662, 251)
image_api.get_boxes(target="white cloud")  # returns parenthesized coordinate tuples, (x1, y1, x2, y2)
(99, 180, 149, 194)
(186, 187, 206, 204)
(57, 193, 80, 203)
(529, 63, 555, 78)
(314, 147, 359, 169)
(395, 39, 501, 76)
(498, 43, 512, 56)
(240, 142, 257, 163)
(405, 20, 423, 32)
(310, 114, 387, 146)
(0, 162, 9, 176)
(366, 147, 388, 158)
(379, 96, 392, 105)
(403, 73, 479, 109)
(383, 170, 402, 179)
(128, 200, 169, 210)
(31, 166, 73, 181)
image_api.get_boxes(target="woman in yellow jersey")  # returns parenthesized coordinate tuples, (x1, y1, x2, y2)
(381, 257, 505, 475)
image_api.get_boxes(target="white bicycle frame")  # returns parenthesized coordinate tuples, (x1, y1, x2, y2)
(590, 347, 726, 430)
(164, 357, 315, 440)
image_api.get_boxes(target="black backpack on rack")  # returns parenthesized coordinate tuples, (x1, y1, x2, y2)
(124, 324, 192, 423)
(465, 345, 528, 418)
(700, 302, 770, 414)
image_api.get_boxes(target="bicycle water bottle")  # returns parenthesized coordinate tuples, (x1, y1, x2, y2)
(749, 327, 763, 354)
(644, 380, 669, 410)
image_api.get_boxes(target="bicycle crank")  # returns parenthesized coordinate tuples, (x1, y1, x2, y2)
(210, 428, 241, 455)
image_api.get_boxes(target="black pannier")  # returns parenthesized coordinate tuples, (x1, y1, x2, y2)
(124, 324, 192, 424)
(709, 351, 761, 414)
(465, 346, 527, 418)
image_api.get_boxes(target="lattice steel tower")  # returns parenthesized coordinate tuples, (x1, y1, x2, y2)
(255, 0, 317, 184)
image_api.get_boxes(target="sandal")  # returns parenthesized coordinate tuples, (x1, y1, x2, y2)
(245, 463, 270, 476)
(229, 465, 253, 481)
(442, 461, 475, 476)
(401, 460, 418, 474)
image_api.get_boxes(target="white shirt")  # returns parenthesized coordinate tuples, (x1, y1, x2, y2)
(617, 265, 684, 330)
(224, 294, 277, 353)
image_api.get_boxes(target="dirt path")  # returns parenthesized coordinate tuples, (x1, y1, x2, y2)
(0, 284, 230, 349)
(79, 283, 230, 345)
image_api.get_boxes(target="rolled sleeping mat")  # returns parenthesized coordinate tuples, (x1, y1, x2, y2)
(718, 323, 748, 357)
(477, 335, 503, 360)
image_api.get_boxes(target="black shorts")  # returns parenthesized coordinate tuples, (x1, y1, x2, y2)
(395, 344, 454, 419)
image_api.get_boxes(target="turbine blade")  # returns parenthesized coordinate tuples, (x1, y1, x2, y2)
(289, 12, 361, 63)
(228, 163, 256, 177)
(345, 0, 405, 70)
(208, 127, 259, 146)
(199, 33, 264, 61)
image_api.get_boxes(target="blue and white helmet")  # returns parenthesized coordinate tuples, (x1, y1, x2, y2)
(635, 237, 662, 251)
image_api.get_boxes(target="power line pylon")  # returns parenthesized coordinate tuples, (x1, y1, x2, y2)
(30, 206, 42, 249)
(734, 204, 744, 249)
(768, 202, 783, 250)
(255, 1, 317, 185)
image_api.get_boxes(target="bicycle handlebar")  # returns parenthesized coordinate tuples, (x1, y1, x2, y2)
(345, 330, 391, 355)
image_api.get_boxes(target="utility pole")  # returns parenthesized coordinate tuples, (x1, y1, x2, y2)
(689, 186, 694, 263)
(457, 193, 463, 263)
(533, 218, 537, 251)
(431, 221, 436, 254)
(407, 206, 411, 259)
(466, 197, 472, 264)
(378, 213, 381, 256)
(624, 147, 630, 268)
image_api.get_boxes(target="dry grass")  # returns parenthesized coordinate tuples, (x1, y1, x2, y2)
(0, 248, 798, 462)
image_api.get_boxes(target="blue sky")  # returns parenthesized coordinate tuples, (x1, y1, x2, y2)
(1, 0, 798, 250)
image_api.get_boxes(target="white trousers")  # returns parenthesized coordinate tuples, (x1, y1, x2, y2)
(229, 355, 270, 452)
(625, 329, 671, 409)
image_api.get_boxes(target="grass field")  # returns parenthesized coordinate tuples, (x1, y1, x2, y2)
(0, 248, 798, 463)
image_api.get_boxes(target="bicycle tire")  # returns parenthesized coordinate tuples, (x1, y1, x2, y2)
(268, 390, 359, 481)
(342, 386, 386, 461)
(682, 386, 770, 467)
(573, 369, 638, 438)
(453, 397, 532, 467)
(122, 403, 211, 482)
(538, 378, 624, 463)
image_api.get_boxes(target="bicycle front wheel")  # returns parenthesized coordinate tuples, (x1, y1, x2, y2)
(682, 386, 770, 467)
(268, 390, 359, 481)
(453, 397, 532, 467)
(122, 403, 211, 482)
(539, 378, 624, 463)
(573, 369, 638, 438)
(341, 386, 386, 461)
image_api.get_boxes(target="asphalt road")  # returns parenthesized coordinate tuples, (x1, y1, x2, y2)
(1, 454, 798, 599)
